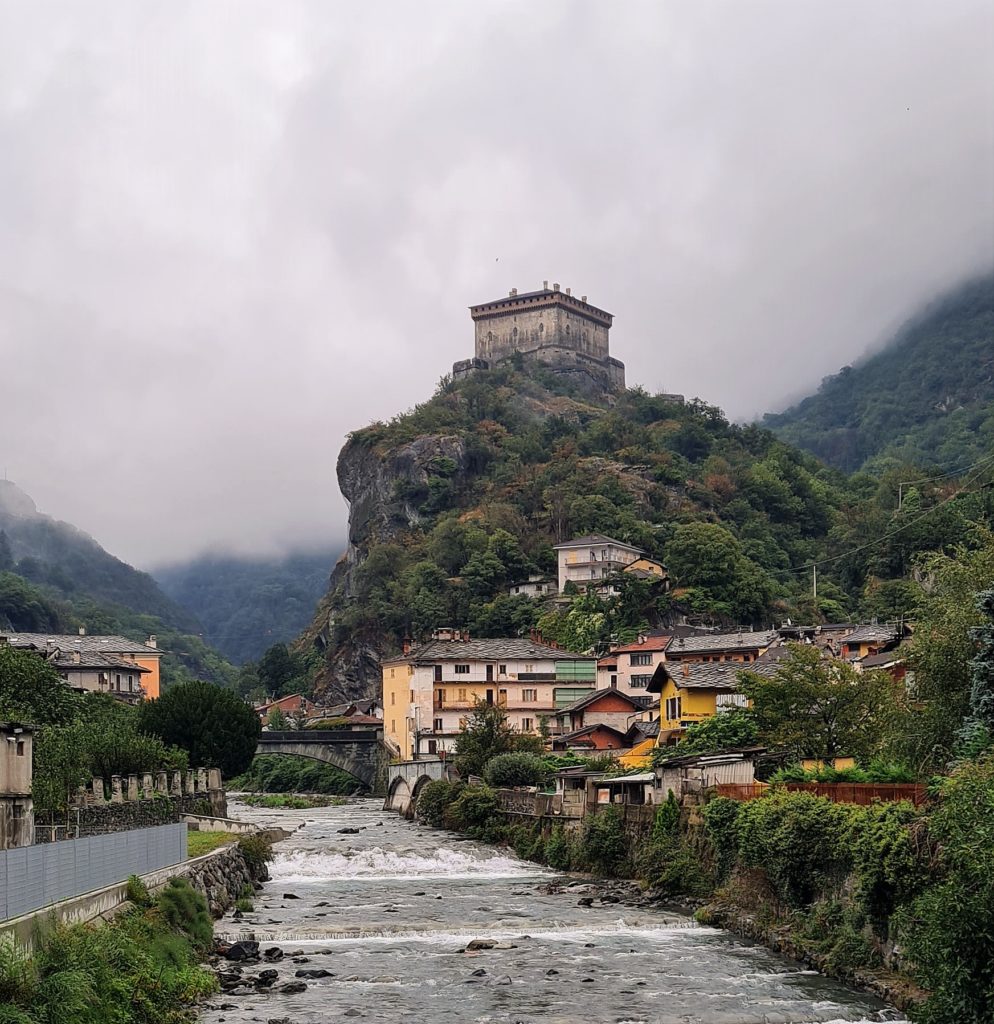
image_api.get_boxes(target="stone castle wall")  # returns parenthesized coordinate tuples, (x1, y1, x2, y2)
(475, 304, 611, 365)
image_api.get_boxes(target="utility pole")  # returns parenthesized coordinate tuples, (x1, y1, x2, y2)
(812, 564, 818, 602)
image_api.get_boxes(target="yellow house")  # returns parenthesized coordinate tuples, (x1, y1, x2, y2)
(623, 557, 669, 581)
(647, 661, 751, 735)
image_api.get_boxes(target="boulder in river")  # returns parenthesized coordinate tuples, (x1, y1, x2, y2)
(464, 939, 495, 951)
(223, 940, 260, 961)
(278, 980, 308, 994)
(254, 969, 279, 987)
(295, 968, 334, 978)
(264, 946, 285, 961)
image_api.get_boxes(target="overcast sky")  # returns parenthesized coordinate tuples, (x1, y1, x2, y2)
(1, 1, 992, 568)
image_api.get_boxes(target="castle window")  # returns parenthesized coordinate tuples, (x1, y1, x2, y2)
(565, 325, 570, 336)
(512, 327, 518, 339)
(538, 322, 544, 334)
(487, 331, 493, 342)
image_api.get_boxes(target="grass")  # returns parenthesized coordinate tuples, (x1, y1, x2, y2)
(187, 830, 235, 858)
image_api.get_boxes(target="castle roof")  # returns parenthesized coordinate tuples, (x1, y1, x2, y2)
(470, 288, 613, 326)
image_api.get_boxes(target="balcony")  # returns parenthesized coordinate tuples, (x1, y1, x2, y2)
(433, 699, 556, 712)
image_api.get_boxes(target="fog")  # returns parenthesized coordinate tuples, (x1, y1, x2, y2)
(1, 1, 991, 566)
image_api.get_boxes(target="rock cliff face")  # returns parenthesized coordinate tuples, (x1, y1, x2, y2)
(307, 432, 472, 700)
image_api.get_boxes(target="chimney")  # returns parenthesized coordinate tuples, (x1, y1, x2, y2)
(682, 662, 690, 678)
(581, 295, 587, 303)
(78, 626, 86, 636)
(543, 280, 549, 289)
(402, 637, 412, 656)
(146, 634, 157, 649)
(509, 287, 518, 297)
(565, 287, 571, 296)
(72, 650, 81, 665)
(553, 282, 560, 292)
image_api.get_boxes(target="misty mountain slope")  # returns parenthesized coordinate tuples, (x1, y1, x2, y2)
(155, 550, 336, 664)
(303, 364, 869, 701)
(764, 274, 994, 473)
(0, 480, 197, 631)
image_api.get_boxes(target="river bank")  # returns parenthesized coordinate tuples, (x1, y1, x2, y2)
(195, 797, 905, 1023)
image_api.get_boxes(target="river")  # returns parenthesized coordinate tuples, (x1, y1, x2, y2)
(198, 798, 907, 1024)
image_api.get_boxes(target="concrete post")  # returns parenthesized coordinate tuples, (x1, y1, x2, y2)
(197, 767, 208, 792)
(142, 773, 154, 799)
(110, 776, 124, 803)
(90, 777, 105, 804)
(170, 771, 183, 796)
(155, 771, 169, 796)
(127, 774, 140, 801)
(185, 771, 195, 795)
(207, 768, 222, 792)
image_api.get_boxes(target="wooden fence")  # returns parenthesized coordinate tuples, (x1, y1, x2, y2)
(715, 781, 928, 807)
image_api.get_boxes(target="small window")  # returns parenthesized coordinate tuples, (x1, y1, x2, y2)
(522, 689, 537, 702)
(390, 668, 395, 678)
(12, 802, 24, 820)
(433, 718, 443, 732)
(390, 719, 396, 733)
(15, 740, 25, 756)
(115, 673, 121, 689)
(630, 675, 652, 689)
(458, 688, 467, 701)
(435, 689, 445, 704)
(391, 692, 396, 705)
(454, 664, 470, 675)
(427, 739, 438, 755)
(630, 652, 653, 666)
(521, 718, 534, 732)
(498, 664, 507, 675)
(538, 322, 544, 334)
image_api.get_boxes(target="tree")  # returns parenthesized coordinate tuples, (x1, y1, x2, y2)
(137, 680, 261, 778)
(0, 645, 83, 724)
(258, 643, 302, 697)
(483, 751, 547, 788)
(739, 644, 905, 761)
(453, 702, 521, 779)
(653, 708, 758, 765)
(267, 706, 289, 730)
(959, 588, 994, 753)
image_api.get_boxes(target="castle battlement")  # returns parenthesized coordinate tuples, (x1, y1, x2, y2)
(454, 282, 625, 390)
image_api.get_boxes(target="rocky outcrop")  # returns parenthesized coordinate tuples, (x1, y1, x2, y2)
(308, 433, 471, 700)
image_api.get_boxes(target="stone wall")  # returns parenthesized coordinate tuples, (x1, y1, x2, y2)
(183, 841, 268, 918)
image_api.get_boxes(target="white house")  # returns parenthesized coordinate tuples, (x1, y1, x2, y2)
(552, 534, 643, 593)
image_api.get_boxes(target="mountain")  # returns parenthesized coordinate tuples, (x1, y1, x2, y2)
(155, 550, 337, 665)
(763, 274, 994, 473)
(301, 363, 873, 701)
(0, 480, 235, 687)
(0, 480, 196, 630)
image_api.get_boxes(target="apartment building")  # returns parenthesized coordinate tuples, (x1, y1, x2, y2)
(552, 534, 643, 593)
(381, 630, 596, 760)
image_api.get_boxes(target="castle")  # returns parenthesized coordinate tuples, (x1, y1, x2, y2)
(453, 282, 625, 390)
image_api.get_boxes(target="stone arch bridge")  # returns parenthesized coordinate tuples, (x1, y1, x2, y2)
(384, 758, 451, 816)
(255, 730, 390, 792)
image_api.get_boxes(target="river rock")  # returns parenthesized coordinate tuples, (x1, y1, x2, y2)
(295, 968, 334, 978)
(278, 980, 308, 994)
(337, 827, 361, 834)
(577, 897, 594, 907)
(282, 893, 301, 900)
(263, 946, 285, 961)
(267, 1018, 293, 1024)
(471, 968, 487, 976)
(223, 940, 260, 961)
(464, 939, 495, 950)
(254, 969, 279, 987)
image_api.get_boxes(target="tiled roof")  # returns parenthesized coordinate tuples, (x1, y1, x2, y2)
(649, 657, 782, 693)
(2, 632, 162, 657)
(610, 636, 671, 654)
(843, 625, 901, 644)
(860, 650, 907, 668)
(394, 637, 592, 663)
(556, 688, 650, 716)
(49, 651, 150, 672)
(665, 630, 779, 655)
(554, 723, 627, 743)
(552, 534, 644, 552)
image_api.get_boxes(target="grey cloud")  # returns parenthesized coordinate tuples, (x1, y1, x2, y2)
(0, 0, 991, 566)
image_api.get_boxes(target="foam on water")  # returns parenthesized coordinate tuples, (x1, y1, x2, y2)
(271, 844, 549, 881)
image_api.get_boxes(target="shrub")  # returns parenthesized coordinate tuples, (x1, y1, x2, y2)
(443, 785, 500, 837)
(416, 780, 463, 827)
(234, 898, 254, 913)
(237, 834, 273, 874)
(736, 792, 853, 907)
(125, 874, 152, 909)
(483, 752, 547, 789)
(701, 797, 743, 883)
(544, 825, 575, 871)
(582, 806, 628, 877)
(156, 877, 213, 950)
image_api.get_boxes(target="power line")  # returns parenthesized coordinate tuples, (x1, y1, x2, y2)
(772, 457, 994, 580)
(898, 449, 994, 508)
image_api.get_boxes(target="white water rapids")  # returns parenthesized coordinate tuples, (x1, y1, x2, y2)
(197, 798, 908, 1024)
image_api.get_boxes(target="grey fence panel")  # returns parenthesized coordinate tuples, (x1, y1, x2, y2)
(0, 823, 188, 922)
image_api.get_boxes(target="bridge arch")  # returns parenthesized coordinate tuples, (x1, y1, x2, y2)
(385, 774, 413, 814)
(255, 730, 388, 792)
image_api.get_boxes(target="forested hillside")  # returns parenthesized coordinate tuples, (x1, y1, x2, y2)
(305, 362, 994, 700)
(155, 550, 336, 664)
(764, 274, 994, 472)
(0, 481, 235, 687)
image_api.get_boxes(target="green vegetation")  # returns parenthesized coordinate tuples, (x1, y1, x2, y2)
(231, 754, 362, 795)
(0, 646, 187, 815)
(186, 830, 235, 857)
(236, 833, 274, 874)
(234, 642, 322, 703)
(137, 680, 261, 778)
(482, 751, 548, 788)
(154, 550, 336, 665)
(652, 707, 758, 765)
(452, 701, 542, 778)
(765, 274, 994, 473)
(240, 792, 347, 809)
(0, 876, 217, 1023)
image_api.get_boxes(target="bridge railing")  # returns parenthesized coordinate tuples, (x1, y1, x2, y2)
(258, 729, 382, 743)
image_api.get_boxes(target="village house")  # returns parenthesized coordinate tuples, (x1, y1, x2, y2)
(655, 749, 765, 801)
(662, 629, 779, 665)
(550, 687, 653, 753)
(381, 630, 596, 760)
(1, 630, 164, 700)
(254, 693, 321, 726)
(552, 534, 643, 593)
(839, 624, 903, 660)
(622, 556, 670, 586)
(648, 661, 751, 737)
(0, 722, 34, 849)
(507, 574, 557, 599)
(597, 634, 671, 695)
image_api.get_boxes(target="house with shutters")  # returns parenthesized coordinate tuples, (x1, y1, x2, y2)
(381, 630, 596, 760)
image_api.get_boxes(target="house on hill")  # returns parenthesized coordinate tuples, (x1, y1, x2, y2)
(663, 630, 779, 665)
(552, 534, 643, 593)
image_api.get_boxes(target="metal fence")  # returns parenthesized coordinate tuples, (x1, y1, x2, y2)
(0, 823, 187, 922)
